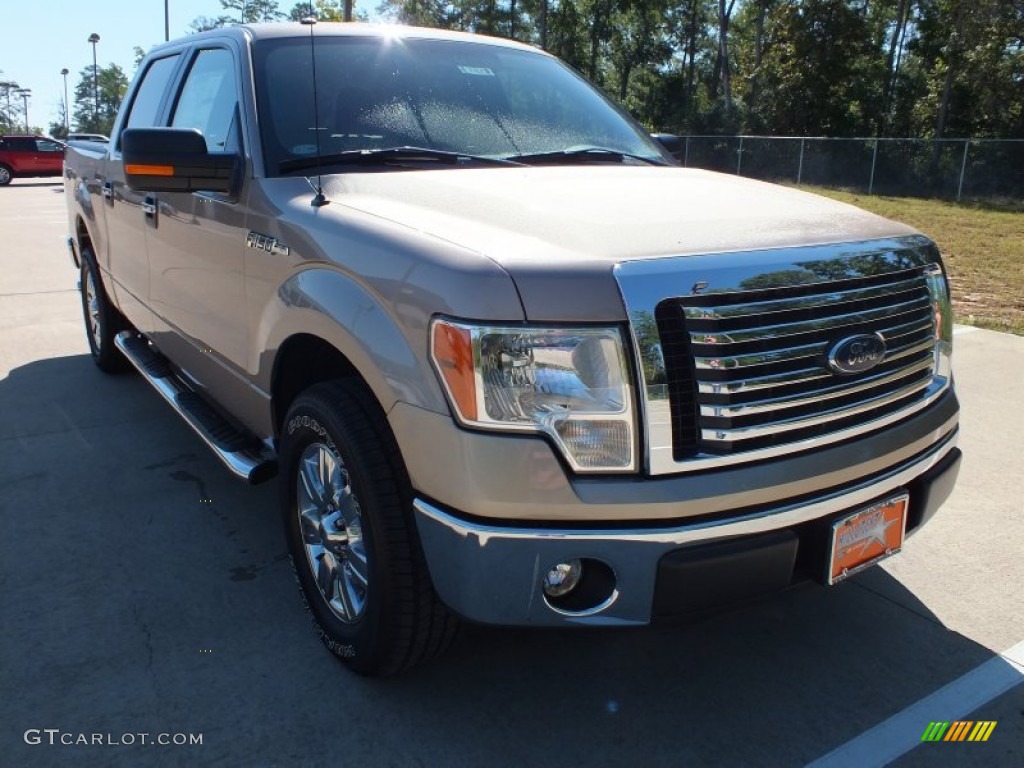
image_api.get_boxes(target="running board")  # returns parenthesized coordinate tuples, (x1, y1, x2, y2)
(114, 332, 278, 484)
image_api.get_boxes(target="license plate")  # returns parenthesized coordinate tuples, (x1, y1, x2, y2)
(827, 494, 908, 585)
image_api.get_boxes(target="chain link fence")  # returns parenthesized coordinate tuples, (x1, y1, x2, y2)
(656, 136, 1024, 201)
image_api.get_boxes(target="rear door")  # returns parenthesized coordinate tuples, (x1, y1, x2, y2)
(103, 52, 184, 331)
(33, 138, 65, 175)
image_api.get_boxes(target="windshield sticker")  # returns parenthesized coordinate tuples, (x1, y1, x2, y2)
(458, 65, 495, 77)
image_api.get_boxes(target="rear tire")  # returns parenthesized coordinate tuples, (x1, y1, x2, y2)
(79, 246, 130, 373)
(280, 380, 457, 676)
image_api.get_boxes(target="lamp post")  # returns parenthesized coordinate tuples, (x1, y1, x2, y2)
(0, 80, 18, 132)
(88, 33, 100, 129)
(15, 88, 31, 133)
(165, 1, 170, 41)
(60, 68, 70, 133)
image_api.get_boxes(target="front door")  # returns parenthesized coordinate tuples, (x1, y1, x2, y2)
(144, 45, 250, 407)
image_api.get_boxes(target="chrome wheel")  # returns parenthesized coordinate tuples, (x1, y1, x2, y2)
(296, 442, 369, 623)
(84, 270, 102, 351)
(0, 166, 10, 185)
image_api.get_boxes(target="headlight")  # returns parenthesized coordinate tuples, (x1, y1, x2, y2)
(430, 319, 636, 472)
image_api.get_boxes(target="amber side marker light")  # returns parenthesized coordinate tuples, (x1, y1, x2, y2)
(125, 164, 175, 176)
(431, 321, 477, 420)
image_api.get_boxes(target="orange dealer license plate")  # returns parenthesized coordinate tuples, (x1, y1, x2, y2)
(827, 494, 908, 585)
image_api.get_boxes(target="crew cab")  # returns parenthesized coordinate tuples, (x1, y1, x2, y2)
(64, 23, 961, 676)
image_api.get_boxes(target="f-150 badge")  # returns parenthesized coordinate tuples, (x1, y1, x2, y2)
(246, 231, 290, 256)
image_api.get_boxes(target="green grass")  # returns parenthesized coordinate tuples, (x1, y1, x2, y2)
(796, 187, 1024, 335)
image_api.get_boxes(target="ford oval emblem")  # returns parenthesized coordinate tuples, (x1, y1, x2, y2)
(828, 333, 887, 375)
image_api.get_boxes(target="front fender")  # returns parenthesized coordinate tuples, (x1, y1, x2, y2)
(257, 266, 449, 418)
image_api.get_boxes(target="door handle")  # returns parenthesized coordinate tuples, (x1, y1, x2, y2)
(101, 181, 113, 200)
(142, 196, 157, 218)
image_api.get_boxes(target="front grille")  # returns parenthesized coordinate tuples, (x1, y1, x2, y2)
(657, 267, 936, 458)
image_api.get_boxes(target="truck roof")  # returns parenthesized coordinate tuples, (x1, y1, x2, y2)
(147, 21, 545, 57)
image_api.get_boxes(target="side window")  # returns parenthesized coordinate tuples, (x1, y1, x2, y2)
(121, 55, 181, 138)
(36, 139, 63, 153)
(172, 49, 239, 152)
(10, 137, 35, 152)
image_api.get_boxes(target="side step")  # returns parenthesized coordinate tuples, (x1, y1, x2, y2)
(115, 332, 278, 484)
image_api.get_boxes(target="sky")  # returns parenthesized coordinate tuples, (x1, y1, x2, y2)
(0, 1, 379, 133)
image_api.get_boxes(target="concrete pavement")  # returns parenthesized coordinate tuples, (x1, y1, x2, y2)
(1, 179, 1021, 767)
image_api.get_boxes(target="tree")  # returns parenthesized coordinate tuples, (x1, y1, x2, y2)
(72, 63, 129, 135)
(190, 0, 286, 31)
(905, 0, 1024, 139)
(747, 0, 884, 136)
(291, 0, 341, 19)
(221, 0, 286, 22)
(49, 102, 69, 139)
(1, 85, 17, 133)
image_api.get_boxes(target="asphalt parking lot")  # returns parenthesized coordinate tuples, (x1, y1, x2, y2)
(1, 178, 1021, 767)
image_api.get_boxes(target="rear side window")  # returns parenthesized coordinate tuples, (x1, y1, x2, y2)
(171, 48, 239, 152)
(122, 55, 181, 137)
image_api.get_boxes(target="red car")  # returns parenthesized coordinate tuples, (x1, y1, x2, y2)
(0, 135, 65, 185)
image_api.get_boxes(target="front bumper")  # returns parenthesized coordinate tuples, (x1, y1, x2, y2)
(412, 428, 960, 627)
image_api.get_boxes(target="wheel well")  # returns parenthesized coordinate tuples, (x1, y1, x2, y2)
(76, 217, 93, 256)
(271, 334, 365, 437)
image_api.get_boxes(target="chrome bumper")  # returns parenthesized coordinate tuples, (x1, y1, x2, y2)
(413, 428, 959, 627)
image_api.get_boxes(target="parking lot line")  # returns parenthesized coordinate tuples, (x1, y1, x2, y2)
(805, 639, 1024, 767)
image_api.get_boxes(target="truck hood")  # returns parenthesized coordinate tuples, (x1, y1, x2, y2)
(319, 165, 919, 320)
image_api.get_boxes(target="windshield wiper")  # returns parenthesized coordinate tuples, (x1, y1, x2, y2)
(279, 146, 523, 174)
(506, 147, 668, 166)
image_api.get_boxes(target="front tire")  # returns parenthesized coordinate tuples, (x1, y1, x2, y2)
(281, 380, 457, 676)
(0, 164, 12, 186)
(79, 246, 129, 373)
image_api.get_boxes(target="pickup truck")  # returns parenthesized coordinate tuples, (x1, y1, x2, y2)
(64, 22, 961, 676)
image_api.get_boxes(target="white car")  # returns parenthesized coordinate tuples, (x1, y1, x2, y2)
(66, 133, 109, 143)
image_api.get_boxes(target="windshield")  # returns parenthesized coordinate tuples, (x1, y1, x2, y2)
(252, 35, 667, 173)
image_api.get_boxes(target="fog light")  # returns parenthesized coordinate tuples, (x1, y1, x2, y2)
(542, 559, 583, 598)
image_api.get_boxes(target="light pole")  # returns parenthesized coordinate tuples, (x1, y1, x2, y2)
(164, 1, 169, 41)
(60, 68, 70, 133)
(0, 80, 18, 132)
(15, 88, 31, 133)
(88, 33, 100, 128)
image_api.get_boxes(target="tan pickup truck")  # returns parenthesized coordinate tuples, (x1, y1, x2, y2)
(64, 23, 961, 675)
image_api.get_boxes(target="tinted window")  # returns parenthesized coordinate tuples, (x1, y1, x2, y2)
(253, 37, 662, 174)
(123, 55, 181, 135)
(8, 137, 36, 151)
(171, 48, 239, 152)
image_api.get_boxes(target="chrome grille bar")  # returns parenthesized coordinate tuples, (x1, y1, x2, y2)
(680, 275, 927, 320)
(699, 358, 934, 419)
(613, 236, 954, 475)
(688, 295, 931, 345)
(701, 375, 934, 442)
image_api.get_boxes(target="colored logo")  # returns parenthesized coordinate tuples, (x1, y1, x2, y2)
(921, 721, 997, 742)
(828, 333, 886, 374)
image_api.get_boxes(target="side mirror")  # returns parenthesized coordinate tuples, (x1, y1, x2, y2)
(122, 127, 239, 194)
